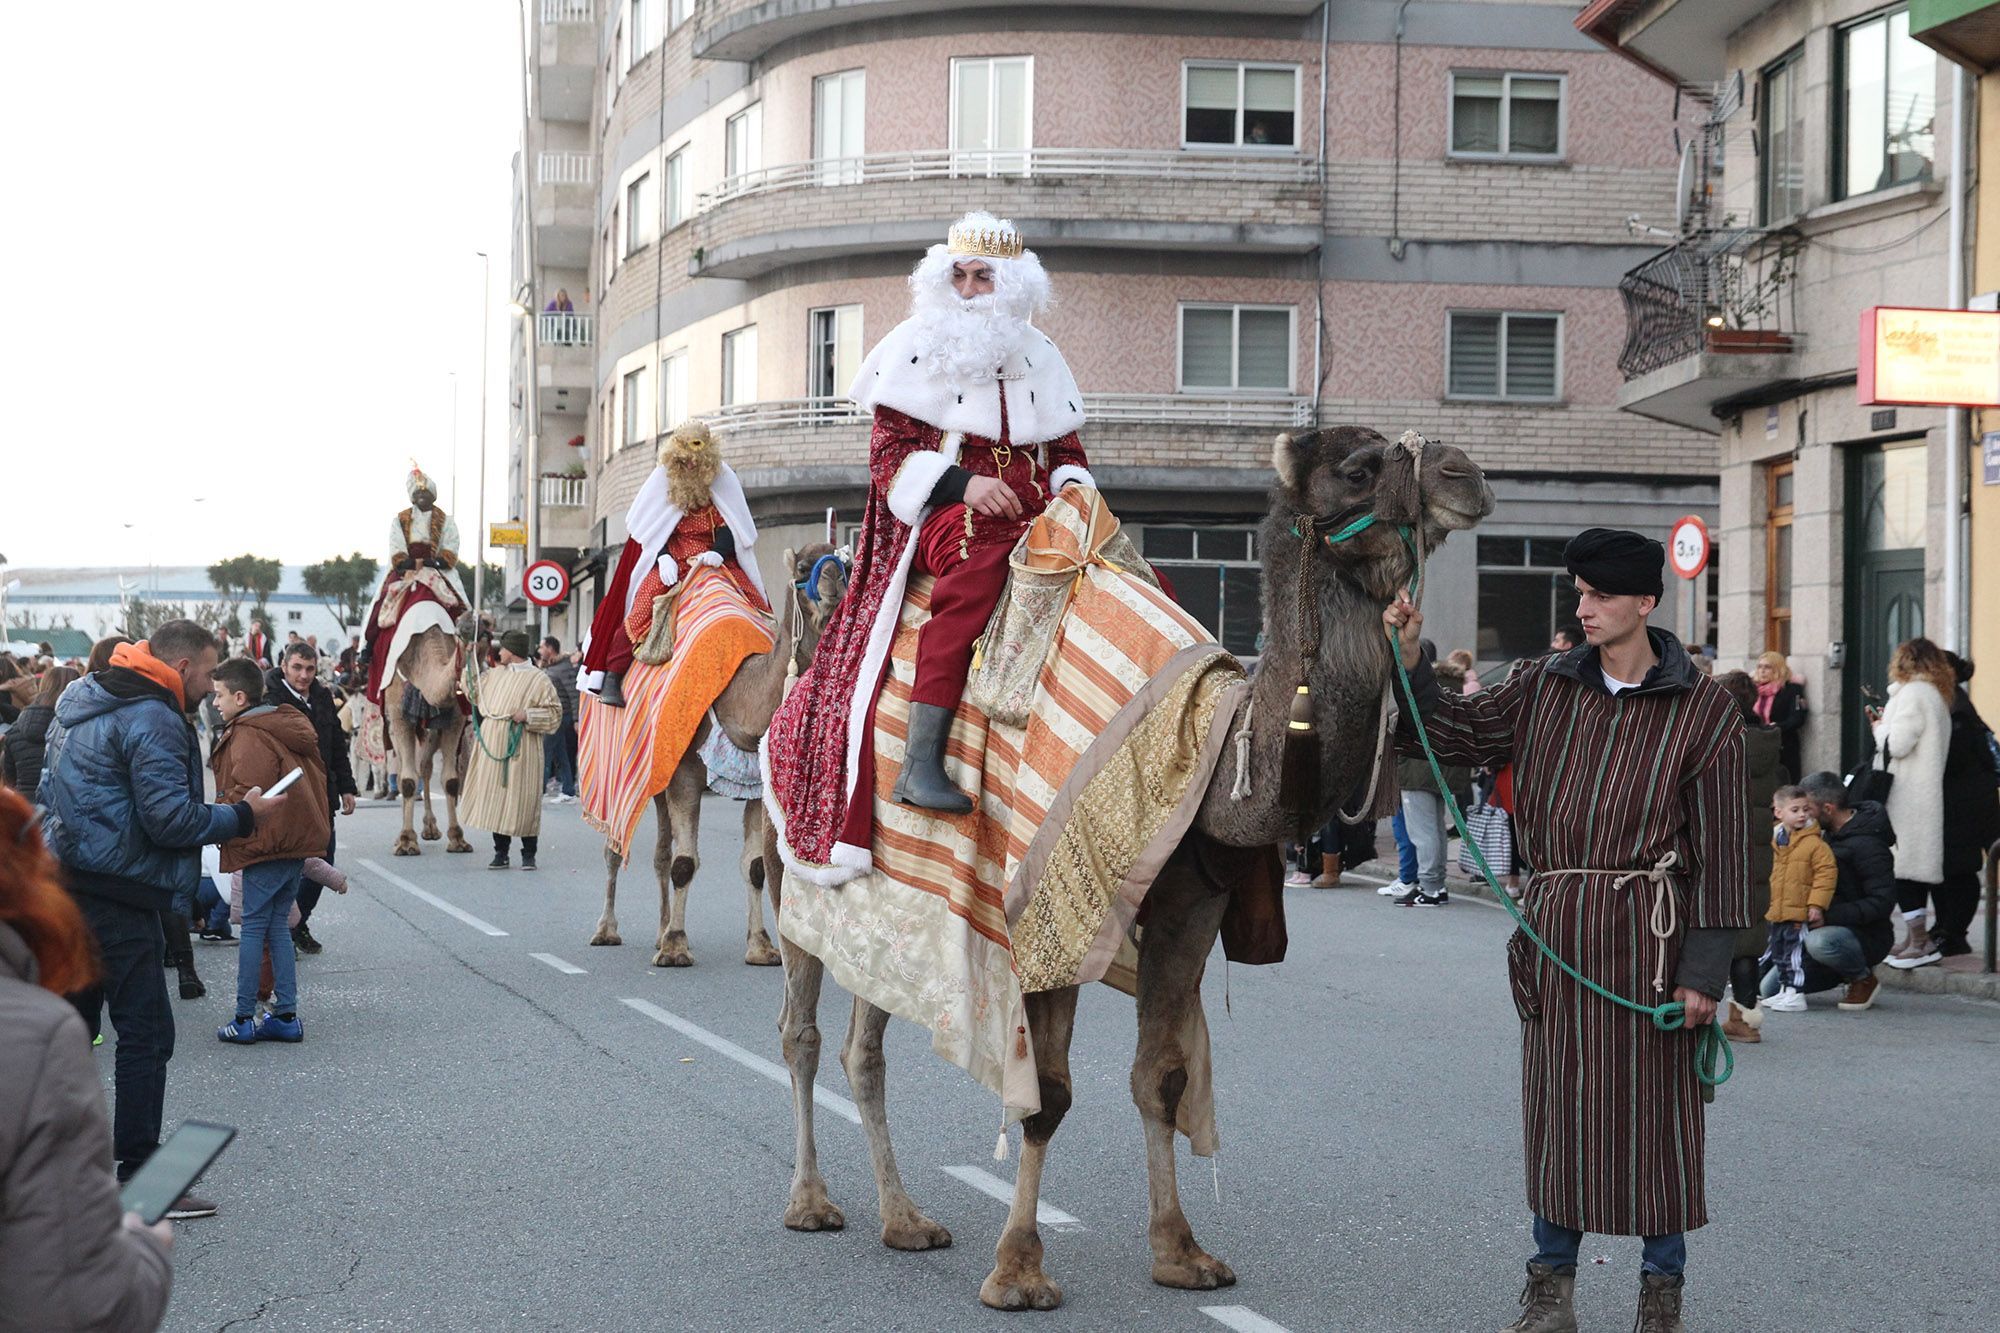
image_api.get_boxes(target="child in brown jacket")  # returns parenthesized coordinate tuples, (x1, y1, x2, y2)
(208, 659, 330, 1044)
(1760, 784, 1839, 1011)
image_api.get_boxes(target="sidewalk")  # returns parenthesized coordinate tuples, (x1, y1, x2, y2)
(1312, 851, 2000, 1005)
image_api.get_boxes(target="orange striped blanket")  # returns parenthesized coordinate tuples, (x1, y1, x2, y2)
(579, 566, 775, 858)
(778, 489, 1248, 1125)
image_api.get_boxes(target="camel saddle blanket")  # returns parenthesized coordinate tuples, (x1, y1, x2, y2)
(580, 566, 774, 858)
(779, 488, 1268, 1132)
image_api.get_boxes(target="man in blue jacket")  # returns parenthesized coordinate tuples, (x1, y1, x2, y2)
(40, 620, 287, 1212)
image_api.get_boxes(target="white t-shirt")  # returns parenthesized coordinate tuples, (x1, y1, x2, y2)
(1602, 668, 1645, 696)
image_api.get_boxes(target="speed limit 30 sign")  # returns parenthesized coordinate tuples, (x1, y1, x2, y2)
(1668, 515, 1710, 581)
(523, 559, 571, 607)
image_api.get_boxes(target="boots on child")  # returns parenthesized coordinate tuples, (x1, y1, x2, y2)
(598, 671, 627, 709)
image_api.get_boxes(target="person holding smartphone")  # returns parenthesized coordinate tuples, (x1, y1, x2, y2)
(0, 785, 174, 1331)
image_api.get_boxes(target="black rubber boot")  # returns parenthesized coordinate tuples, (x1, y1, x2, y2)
(176, 957, 206, 1001)
(891, 702, 974, 815)
(598, 671, 627, 708)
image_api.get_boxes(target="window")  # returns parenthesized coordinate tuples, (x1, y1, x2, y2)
(809, 305, 863, 399)
(1835, 6, 1935, 200)
(664, 149, 687, 229)
(1183, 62, 1298, 150)
(1447, 311, 1561, 401)
(951, 56, 1032, 173)
(1178, 304, 1293, 392)
(658, 351, 688, 434)
(621, 366, 648, 448)
(669, 0, 691, 30)
(1765, 461, 1794, 654)
(1760, 49, 1807, 223)
(1449, 72, 1564, 159)
(722, 325, 758, 406)
(725, 103, 762, 181)
(1476, 536, 1577, 665)
(604, 201, 621, 279)
(1142, 526, 1262, 656)
(627, 0, 652, 68)
(815, 70, 866, 185)
(624, 172, 654, 255)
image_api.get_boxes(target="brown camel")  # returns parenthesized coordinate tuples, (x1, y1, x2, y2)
(769, 428, 1495, 1309)
(590, 543, 849, 967)
(383, 622, 472, 857)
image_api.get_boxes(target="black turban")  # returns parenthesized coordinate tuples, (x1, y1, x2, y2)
(1563, 528, 1664, 599)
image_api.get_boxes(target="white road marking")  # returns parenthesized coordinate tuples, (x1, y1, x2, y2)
(530, 952, 586, 974)
(358, 859, 508, 936)
(620, 997, 861, 1125)
(940, 1165, 1086, 1233)
(1200, 1306, 1294, 1333)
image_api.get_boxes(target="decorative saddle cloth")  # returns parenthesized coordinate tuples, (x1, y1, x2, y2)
(778, 488, 1264, 1134)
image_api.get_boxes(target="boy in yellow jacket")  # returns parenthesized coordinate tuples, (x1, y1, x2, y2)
(1761, 785, 1839, 1012)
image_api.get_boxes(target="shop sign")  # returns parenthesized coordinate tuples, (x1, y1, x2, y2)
(1857, 306, 2000, 408)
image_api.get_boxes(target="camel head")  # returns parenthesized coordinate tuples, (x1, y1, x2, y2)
(1269, 426, 1494, 604)
(660, 418, 721, 513)
(786, 542, 850, 665)
(397, 623, 463, 708)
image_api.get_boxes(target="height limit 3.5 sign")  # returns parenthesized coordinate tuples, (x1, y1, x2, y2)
(1669, 515, 1710, 581)
(523, 560, 570, 607)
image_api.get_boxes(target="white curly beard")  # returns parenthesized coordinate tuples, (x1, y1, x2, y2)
(909, 286, 1034, 392)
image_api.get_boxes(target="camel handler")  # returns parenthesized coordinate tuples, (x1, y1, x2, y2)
(361, 465, 469, 707)
(764, 211, 1094, 878)
(461, 629, 562, 871)
(1384, 528, 1747, 1333)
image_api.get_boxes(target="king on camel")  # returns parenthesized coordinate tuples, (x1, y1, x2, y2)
(362, 465, 469, 707)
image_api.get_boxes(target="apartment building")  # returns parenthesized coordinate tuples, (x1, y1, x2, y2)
(508, 0, 1712, 670)
(1581, 0, 1977, 771)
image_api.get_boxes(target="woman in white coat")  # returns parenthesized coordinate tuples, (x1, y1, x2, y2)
(1872, 638, 1955, 969)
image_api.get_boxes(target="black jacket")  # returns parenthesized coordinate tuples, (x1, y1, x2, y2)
(263, 668, 357, 815)
(1821, 800, 1898, 966)
(1764, 681, 1807, 786)
(1941, 688, 2000, 875)
(1, 703, 55, 804)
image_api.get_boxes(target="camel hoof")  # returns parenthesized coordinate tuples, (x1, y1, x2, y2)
(881, 1215, 952, 1252)
(744, 932, 781, 966)
(392, 833, 420, 857)
(446, 834, 472, 854)
(980, 1269, 1064, 1312)
(653, 932, 694, 968)
(420, 824, 441, 842)
(1151, 1252, 1236, 1291)
(783, 1190, 845, 1232)
(589, 927, 622, 947)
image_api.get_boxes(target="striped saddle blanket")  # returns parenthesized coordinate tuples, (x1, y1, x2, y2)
(778, 488, 1248, 1127)
(579, 566, 775, 858)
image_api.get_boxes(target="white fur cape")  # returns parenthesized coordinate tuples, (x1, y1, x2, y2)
(619, 460, 765, 614)
(850, 316, 1086, 446)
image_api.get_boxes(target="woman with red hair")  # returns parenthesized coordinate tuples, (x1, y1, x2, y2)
(0, 785, 174, 1330)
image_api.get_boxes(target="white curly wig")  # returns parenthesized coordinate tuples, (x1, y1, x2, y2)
(906, 212, 1052, 390)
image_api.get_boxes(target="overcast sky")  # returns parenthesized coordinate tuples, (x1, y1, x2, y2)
(1, 3, 522, 572)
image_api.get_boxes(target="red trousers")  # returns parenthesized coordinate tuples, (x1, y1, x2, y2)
(910, 506, 1019, 709)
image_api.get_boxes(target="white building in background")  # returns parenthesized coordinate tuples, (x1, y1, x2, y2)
(6, 567, 354, 648)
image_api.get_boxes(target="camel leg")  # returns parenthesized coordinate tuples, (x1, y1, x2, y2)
(779, 931, 844, 1231)
(1133, 863, 1236, 1291)
(981, 986, 1079, 1311)
(419, 732, 441, 841)
(388, 696, 421, 856)
(442, 718, 471, 852)
(591, 839, 624, 946)
(842, 997, 951, 1251)
(652, 772, 700, 967)
(741, 800, 779, 965)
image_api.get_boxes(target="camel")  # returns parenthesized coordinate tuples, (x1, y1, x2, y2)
(383, 622, 473, 857)
(589, 542, 849, 967)
(769, 427, 1495, 1309)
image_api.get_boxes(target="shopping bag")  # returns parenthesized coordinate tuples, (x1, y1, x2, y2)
(1458, 799, 1515, 878)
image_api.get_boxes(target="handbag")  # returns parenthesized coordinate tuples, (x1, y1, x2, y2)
(1845, 747, 1893, 805)
(1458, 797, 1515, 878)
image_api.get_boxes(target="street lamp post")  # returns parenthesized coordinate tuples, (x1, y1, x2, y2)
(515, 0, 545, 638)
(475, 251, 491, 626)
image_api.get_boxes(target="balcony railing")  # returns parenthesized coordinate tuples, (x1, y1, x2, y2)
(541, 0, 592, 21)
(1617, 229, 1801, 380)
(536, 151, 595, 186)
(696, 148, 1316, 213)
(706, 393, 1313, 433)
(537, 312, 593, 347)
(540, 475, 587, 507)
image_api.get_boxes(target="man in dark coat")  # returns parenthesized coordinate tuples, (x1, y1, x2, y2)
(1935, 656, 2000, 957)
(1793, 771, 1899, 1006)
(265, 642, 357, 955)
(1387, 528, 1748, 1333)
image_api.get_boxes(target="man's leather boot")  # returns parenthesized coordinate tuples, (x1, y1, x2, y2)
(892, 702, 974, 814)
(1500, 1262, 1577, 1333)
(1634, 1272, 1685, 1333)
(175, 957, 206, 1001)
(599, 671, 627, 708)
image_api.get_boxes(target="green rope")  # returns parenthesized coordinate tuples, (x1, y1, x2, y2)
(1327, 518, 1732, 1088)
(462, 657, 524, 781)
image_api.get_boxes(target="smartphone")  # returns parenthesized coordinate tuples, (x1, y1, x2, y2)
(119, 1120, 235, 1224)
(264, 766, 304, 798)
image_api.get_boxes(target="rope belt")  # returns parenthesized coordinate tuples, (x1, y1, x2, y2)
(1531, 852, 1682, 996)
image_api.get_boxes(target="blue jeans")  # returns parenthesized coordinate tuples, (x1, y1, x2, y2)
(1400, 790, 1449, 892)
(1391, 811, 1417, 882)
(237, 859, 303, 1018)
(1760, 924, 1870, 996)
(1532, 1215, 1685, 1278)
(543, 719, 577, 796)
(194, 876, 231, 934)
(72, 894, 175, 1178)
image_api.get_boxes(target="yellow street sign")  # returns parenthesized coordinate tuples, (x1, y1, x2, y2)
(489, 521, 528, 549)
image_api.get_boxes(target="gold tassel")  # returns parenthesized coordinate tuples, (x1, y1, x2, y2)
(1278, 683, 1319, 831)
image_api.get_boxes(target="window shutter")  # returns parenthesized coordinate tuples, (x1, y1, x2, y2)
(1452, 76, 1503, 153)
(1449, 314, 1501, 396)
(1180, 308, 1235, 388)
(1509, 77, 1562, 155)
(1236, 309, 1291, 390)
(1505, 316, 1559, 398)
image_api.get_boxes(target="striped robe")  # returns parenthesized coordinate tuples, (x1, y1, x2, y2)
(459, 663, 562, 838)
(1402, 631, 1748, 1235)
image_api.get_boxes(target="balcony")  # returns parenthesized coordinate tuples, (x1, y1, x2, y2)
(1615, 230, 1803, 434)
(533, 151, 596, 269)
(535, 1, 596, 124)
(539, 474, 588, 507)
(536, 313, 594, 404)
(690, 149, 1320, 279)
(696, 0, 1324, 64)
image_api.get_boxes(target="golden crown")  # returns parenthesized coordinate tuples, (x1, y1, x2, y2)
(947, 223, 1024, 260)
